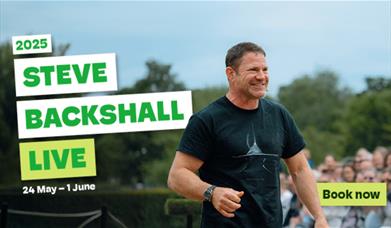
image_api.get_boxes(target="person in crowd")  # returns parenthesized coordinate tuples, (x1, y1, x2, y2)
(280, 172, 294, 221)
(381, 168, 391, 227)
(332, 162, 343, 182)
(362, 168, 378, 183)
(384, 151, 391, 169)
(318, 164, 335, 183)
(303, 148, 316, 169)
(316, 155, 338, 182)
(372, 146, 388, 171)
(354, 148, 372, 172)
(318, 166, 349, 227)
(370, 167, 391, 227)
(363, 168, 385, 228)
(360, 154, 374, 172)
(324, 154, 337, 173)
(341, 162, 356, 182)
(355, 171, 366, 182)
(340, 155, 373, 227)
(340, 206, 365, 227)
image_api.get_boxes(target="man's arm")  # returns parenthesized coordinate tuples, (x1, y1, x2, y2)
(167, 151, 208, 201)
(284, 150, 328, 228)
(167, 151, 244, 218)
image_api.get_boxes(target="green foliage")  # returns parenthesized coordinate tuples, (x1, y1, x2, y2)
(95, 132, 164, 185)
(278, 72, 391, 162)
(301, 126, 345, 163)
(278, 70, 351, 132)
(365, 77, 391, 92)
(141, 130, 183, 187)
(277, 70, 352, 162)
(341, 86, 391, 155)
(192, 86, 227, 112)
(118, 59, 185, 95)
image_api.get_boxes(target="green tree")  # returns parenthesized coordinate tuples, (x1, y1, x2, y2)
(277, 70, 352, 163)
(119, 60, 185, 95)
(95, 132, 164, 185)
(341, 77, 391, 155)
(278, 70, 351, 132)
(192, 86, 227, 112)
(365, 77, 391, 92)
(134, 60, 185, 92)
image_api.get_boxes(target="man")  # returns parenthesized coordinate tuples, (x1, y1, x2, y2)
(167, 42, 328, 227)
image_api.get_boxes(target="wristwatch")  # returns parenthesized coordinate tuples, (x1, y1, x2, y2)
(203, 185, 216, 202)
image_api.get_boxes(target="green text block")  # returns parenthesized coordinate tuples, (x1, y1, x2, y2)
(19, 138, 96, 180)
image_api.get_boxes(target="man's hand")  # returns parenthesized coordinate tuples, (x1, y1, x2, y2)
(211, 187, 244, 218)
(314, 217, 329, 228)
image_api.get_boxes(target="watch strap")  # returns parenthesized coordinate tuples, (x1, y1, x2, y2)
(203, 185, 216, 202)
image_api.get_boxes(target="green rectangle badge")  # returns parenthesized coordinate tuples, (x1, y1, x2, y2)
(317, 183, 387, 206)
(19, 138, 96, 180)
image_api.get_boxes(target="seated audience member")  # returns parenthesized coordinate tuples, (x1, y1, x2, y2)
(283, 193, 303, 228)
(324, 154, 337, 173)
(365, 210, 382, 228)
(318, 166, 335, 183)
(341, 207, 365, 228)
(354, 148, 371, 172)
(333, 162, 343, 182)
(280, 172, 293, 221)
(303, 148, 315, 169)
(372, 146, 388, 171)
(360, 153, 373, 172)
(384, 151, 391, 169)
(361, 168, 384, 227)
(375, 168, 391, 227)
(355, 171, 366, 182)
(382, 167, 391, 184)
(286, 209, 315, 228)
(341, 162, 356, 182)
(362, 168, 378, 183)
(323, 205, 350, 228)
(318, 172, 349, 227)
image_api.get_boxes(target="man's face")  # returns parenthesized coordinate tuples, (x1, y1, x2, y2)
(228, 52, 269, 99)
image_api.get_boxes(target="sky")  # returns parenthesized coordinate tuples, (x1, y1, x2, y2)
(1, 1, 390, 97)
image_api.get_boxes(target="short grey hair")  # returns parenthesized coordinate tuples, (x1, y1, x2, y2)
(225, 42, 266, 70)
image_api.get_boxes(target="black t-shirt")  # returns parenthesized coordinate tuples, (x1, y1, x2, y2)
(178, 96, 305, 228)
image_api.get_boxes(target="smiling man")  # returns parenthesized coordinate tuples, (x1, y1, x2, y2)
(168, 42, 328, 228)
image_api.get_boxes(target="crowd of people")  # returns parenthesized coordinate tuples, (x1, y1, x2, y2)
(280, 146, 391, 228)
